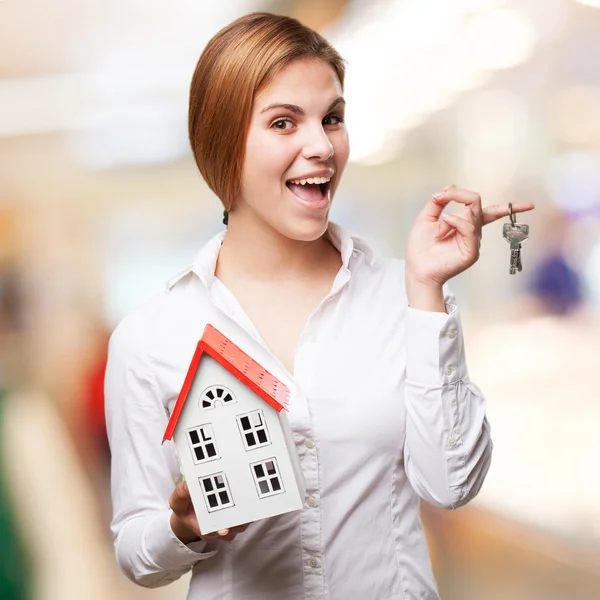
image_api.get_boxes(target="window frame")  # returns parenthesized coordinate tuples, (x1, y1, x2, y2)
(199, 384, 237, 411)
(199, 471, 235, 512)
(250, 457, 285, 498)
(236, 409, 271, 451)
(186, 423, 220, 464)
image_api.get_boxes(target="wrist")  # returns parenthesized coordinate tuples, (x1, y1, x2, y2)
(405, 271, 446, 313)
(170, 512, 201, 545)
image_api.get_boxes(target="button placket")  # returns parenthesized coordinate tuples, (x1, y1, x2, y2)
(293, 341, 323, 597)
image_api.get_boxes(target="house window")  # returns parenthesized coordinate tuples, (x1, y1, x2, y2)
(236, 409, 270, 451)
(199, 472, 234, 512)
(200, 385, 237, 410)
(250, 458, 285, 498)
(187, 424, 219, 463)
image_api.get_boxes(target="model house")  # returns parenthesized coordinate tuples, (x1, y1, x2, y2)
(163, 324, 306, 534)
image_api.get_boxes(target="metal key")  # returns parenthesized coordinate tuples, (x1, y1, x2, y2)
(503, 203, 529, 275)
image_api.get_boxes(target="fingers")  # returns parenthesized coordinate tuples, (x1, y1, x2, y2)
(426, 185, 535, 235)
(170, 482, 252, 544)
(201, 522, 252, 543)
(439, 184, 483, 220)
(418, 184, 483, 224)
(201, 528, 237, 542)
(431, 186, 482, 217)
(482, 202, 535, 225)
(441, 213, 480, 254)
(436, 205, 478, 240)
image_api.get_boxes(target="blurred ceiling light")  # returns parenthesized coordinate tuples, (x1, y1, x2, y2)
(353, 132, 407, 167)
(550, 85, 600, 145)
(458, 90, 527, 147)
(432, 46, 492, 93)
(0, 0, 264, 155)
(328, 0, 537, 165)
(0, 0, 540, 170)
(457, 91, 526, 195)
(463, 9, 536, 70)
(68, 106, 188, 169)
(452, 0, 506, 12)
(0, 74, 92, 136)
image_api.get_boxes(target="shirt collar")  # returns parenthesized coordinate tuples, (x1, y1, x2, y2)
(325, 221, 375, 269)
(191, 229, 227, 288)
(168, 222, 375, 291)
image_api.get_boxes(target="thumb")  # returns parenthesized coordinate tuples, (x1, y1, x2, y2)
(170, 480, 191, 514)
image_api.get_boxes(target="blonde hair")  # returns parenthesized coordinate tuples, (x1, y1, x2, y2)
(188, 12, 345, 218)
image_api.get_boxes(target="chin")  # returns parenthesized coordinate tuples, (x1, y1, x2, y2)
(277, 214, 330, 243)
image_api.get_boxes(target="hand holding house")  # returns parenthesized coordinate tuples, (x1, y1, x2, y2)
(163, 325, 306, 535)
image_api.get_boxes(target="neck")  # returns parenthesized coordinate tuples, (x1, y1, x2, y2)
(216, 214, 337, 282)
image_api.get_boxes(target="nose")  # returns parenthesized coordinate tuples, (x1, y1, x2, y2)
(301, 123, 334, 161)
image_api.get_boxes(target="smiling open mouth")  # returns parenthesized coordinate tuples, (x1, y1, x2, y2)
(285, 176, 330, 204)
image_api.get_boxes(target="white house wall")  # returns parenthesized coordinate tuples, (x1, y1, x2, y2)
(173, 355, 303, 534)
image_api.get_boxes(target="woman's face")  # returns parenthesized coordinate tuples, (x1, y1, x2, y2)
(236, 57, 349, 241)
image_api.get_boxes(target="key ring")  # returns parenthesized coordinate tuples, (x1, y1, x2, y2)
(508, 202, 516, 226)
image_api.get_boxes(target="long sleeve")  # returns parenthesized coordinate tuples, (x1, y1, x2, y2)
(403, 288, 493, 509)
(104, 314, 218, 588)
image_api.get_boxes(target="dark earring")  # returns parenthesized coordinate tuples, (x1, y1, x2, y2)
(222, 210, 229, 226)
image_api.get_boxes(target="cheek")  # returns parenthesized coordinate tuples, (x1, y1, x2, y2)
(334, 130, 350, 167)
(245, 131, 295, 182)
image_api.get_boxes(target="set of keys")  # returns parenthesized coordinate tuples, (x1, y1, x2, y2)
(503, 203, 529, 275)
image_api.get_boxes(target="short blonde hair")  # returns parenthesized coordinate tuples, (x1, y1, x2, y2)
(188, 12, 345, 215)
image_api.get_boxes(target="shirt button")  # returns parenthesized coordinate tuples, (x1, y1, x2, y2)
(447, 329, 457, 339)
(448, 436, 457, 447)
(309, 558, 319, 569)
(304, 438, 315, 449)
(306, 334, 317, 344)
(445, 365, 454, 376)
(306, 496, 317, 508)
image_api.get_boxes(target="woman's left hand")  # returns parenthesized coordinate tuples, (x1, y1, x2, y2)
(405, 185, 535, 288)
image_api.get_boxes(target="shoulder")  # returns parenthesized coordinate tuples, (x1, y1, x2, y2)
(108, 267, 198, 360)
(107, 292, 168, 366)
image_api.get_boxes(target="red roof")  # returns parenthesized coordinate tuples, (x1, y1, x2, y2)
(163, 324, 290, 442)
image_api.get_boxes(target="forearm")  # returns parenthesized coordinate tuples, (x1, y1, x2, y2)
(404, 377, 493, 508)
(402, 286, 493, 508)
(114, 510, 213, 588)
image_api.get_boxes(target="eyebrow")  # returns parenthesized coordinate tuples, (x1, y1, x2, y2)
(259, 96, 345, 115)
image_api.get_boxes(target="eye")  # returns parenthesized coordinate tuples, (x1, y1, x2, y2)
(323, 114, 344, 126)
(270, 118, 294, 131)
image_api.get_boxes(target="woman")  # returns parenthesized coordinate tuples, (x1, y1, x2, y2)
(105, 12, 534, 600)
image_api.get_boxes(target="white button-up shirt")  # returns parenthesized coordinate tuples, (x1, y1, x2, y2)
(105, 222, 493, 600)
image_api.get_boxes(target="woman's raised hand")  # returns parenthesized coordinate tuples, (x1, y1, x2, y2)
(169, 480, 251, 544)
(405, 185, 535, 288)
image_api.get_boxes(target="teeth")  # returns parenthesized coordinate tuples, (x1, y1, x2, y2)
(288, 176, 331, 185)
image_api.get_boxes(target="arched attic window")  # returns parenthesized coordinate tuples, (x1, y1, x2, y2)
(200, 385, 237, 410)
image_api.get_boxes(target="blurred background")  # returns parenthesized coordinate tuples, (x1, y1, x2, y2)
(1, 0, 599, 598)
